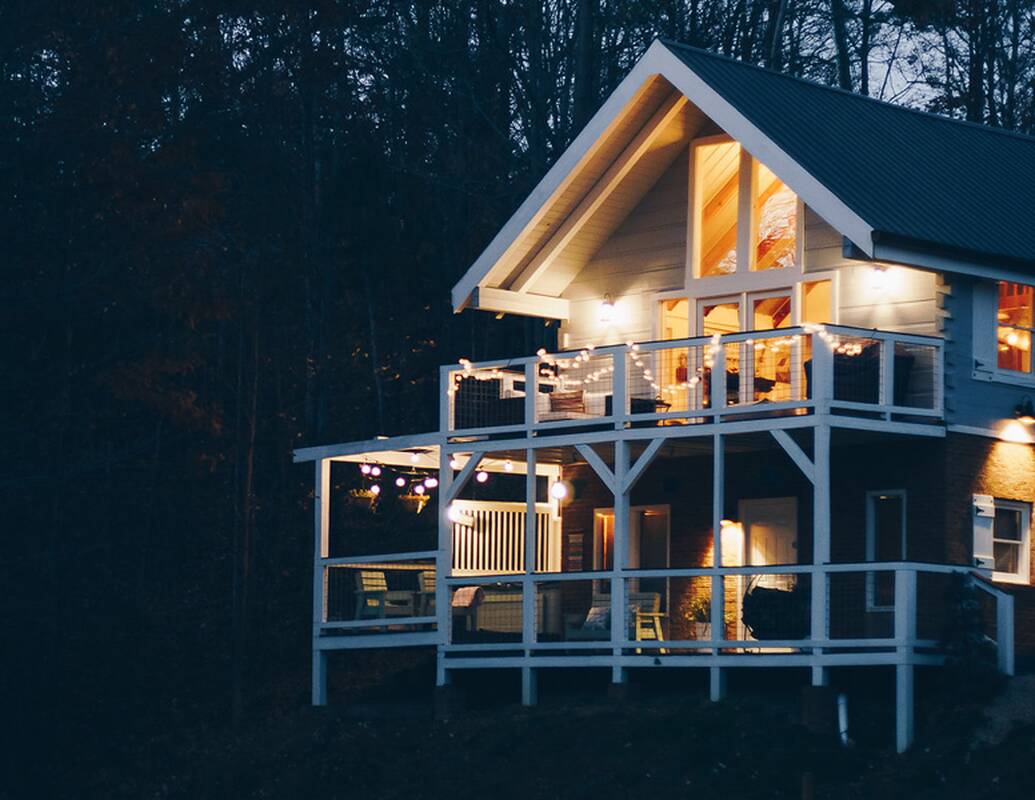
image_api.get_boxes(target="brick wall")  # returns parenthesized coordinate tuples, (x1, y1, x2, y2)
(942, 432, 1035, 664)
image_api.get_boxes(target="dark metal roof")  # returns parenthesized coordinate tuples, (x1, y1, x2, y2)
(663, 40, 1035, 271)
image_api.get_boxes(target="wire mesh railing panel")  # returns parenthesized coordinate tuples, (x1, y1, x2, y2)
(535, 351, 613, 422)
(742, 333, 809, 404)
(827, 570, 894, 640)
(447, 364, 527, 431)
(326, 560, 437, 625)
(893, 342, 938, 409)
(731, 572, 811, 647)
(626, 343, 711, 416)
(535, 579, 607, 643)
(829, 335, 883, 405)
(668, 575, 713, 647)
(449, 581, 525, 644)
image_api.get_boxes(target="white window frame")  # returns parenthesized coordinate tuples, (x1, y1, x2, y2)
(687, 135, 805, 288)
(992, 498, 1031, 586)
(865, 490, 907, 611)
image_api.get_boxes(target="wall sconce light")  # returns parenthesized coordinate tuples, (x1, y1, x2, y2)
(599, 293, 616, 325)
(549, 480, 573, 501)
(870, 266, 890, 292)
(1014, 395, 1035, 425)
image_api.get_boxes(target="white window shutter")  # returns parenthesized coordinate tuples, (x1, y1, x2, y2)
(972, 494, 995, 573)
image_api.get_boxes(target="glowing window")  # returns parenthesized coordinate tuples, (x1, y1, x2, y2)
(699, 301, 740, 336)
(695, 141, 740, 277)
(752, 163, 797, 271)
(659, 298, 689, 340)
(998, 282, 1034, 373)
(752, 294, 792, 331)
(802, 280, 832, 324)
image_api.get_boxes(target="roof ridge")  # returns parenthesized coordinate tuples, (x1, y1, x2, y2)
(658, 39, 1035, 147)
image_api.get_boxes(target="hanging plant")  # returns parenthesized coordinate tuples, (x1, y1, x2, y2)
(347, 488, 379, 510)
(399, 493, 429, 514)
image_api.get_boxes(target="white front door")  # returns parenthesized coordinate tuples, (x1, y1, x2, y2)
(737, 497, 798, 643)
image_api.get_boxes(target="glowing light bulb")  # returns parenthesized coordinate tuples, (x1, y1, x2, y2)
(476, 470, 489, 484)
(410, 453, 420, 464)
(599, 293, 615, 325)
(360, 464, 372, 475)
(370, 466, 381, 477)
(448, 504, 464, 523)
(424, 477, 438, 489)
(504, 460, 513, 472)
(414, 484, 426, 495)
(370, 484, 381, 496)
(449, 458, 462, 470)
(395, 476, 406, 488)
(549, 481, 569, 501)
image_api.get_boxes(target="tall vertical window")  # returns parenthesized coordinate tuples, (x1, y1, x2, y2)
(993, 500, 1031, 584)
(695, 140, 740, 277)
(659, 298, 689, 340)
(866, 491, 907, 610)
(752, 162, 797, 271)
(997, 282, 1034, 373)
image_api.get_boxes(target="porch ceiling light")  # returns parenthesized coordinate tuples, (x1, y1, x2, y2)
(549, 480, 571, 501)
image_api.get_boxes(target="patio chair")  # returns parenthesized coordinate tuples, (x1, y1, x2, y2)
(415, 569, 436, 616)
(353, 570, 416, 620)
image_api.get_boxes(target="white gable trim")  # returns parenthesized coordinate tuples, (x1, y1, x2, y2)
(452, 40, 877, 312)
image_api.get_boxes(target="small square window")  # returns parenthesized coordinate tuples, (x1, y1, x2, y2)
(992, 500, 1031, 585)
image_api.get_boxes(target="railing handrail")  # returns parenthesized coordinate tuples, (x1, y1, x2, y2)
(442, 324, 944, 372)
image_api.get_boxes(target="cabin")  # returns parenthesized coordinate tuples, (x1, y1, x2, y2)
(294, 40, 1035, 752)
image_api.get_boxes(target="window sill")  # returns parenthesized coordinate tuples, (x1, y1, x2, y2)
(992, 572, 1030, 587)
(971, 368, 1035, 389)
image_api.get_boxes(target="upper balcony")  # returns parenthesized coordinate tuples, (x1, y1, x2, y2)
(441, 324, 943, 440)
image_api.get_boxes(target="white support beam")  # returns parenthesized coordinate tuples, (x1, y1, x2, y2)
(471, 287, 570, 320)
(770, 429, 815, 485)
(443, 452, 485, 504)
(576, 443, 617, 493)
(623, 437, 667, 493)
(711, 433, 725, 659)
(437, 452, 454, 680)
(521, 666, 538, 706)
(312, 459, 330, 706)
(512, 92, 689, 293)
(811, 424, 831, 687)
(522, 449, 537, 663)
(611, 440, 630, 677)
(710, 666, 726, 702)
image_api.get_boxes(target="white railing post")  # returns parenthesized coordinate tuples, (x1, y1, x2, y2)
(612, 348, 627, 430)
(880, 336, 895, 417)
(710, 339, 726, 414)
(522, 447, 538, 704)
(810, 422, 830, 687)
(524, 360, 538, 429)
(997, 591, 1016, 676)
(436, 450, 453, 686)
(611, 439, 629, 683)
(812, 331, 831, 413)
(312, 458, 330, 705)
(894, 567, 917, 753)
(710, 432, 726, 700)
(440, 365, 453, 434)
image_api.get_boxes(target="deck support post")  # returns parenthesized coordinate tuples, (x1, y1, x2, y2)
(523, 449, 538, 675)
(312, 649, 327, 706)
(611, 440, 630, 679)
(710, 666, 726, 702)
(437, 449, 455, 688)
(522, 667, 538, 706)
(710, 433, 725, 657)
(811, 423, 830, 687)
(895, 568, 917, 753)
(896, 664, 914, 753)
(311, 459, 330, 706)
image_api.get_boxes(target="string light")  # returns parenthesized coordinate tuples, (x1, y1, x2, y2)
(424, 477, 438, 489)
(370, 466, 381, 477)
(449, 457, 462, 470)
(370, 484, 381, 496)
(360, 464, 372, 475)
(476, 470, 489, 483)
(414, 484, 426, 496)
(395, 476, 406, 488)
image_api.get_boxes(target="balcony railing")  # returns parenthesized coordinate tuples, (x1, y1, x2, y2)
(441, 325, 943, 437)
(315, 555, 1013, 677)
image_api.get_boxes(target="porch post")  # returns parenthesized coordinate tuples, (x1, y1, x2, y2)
(895, 568, 917, 753)
(436, 449, 454, 687)
(522, 448, 538, 705)
(312, 458, 330, 705)
(611, 439, 629, 684)
(811, 423, 830, 687)
(710, 432, 726, 701)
